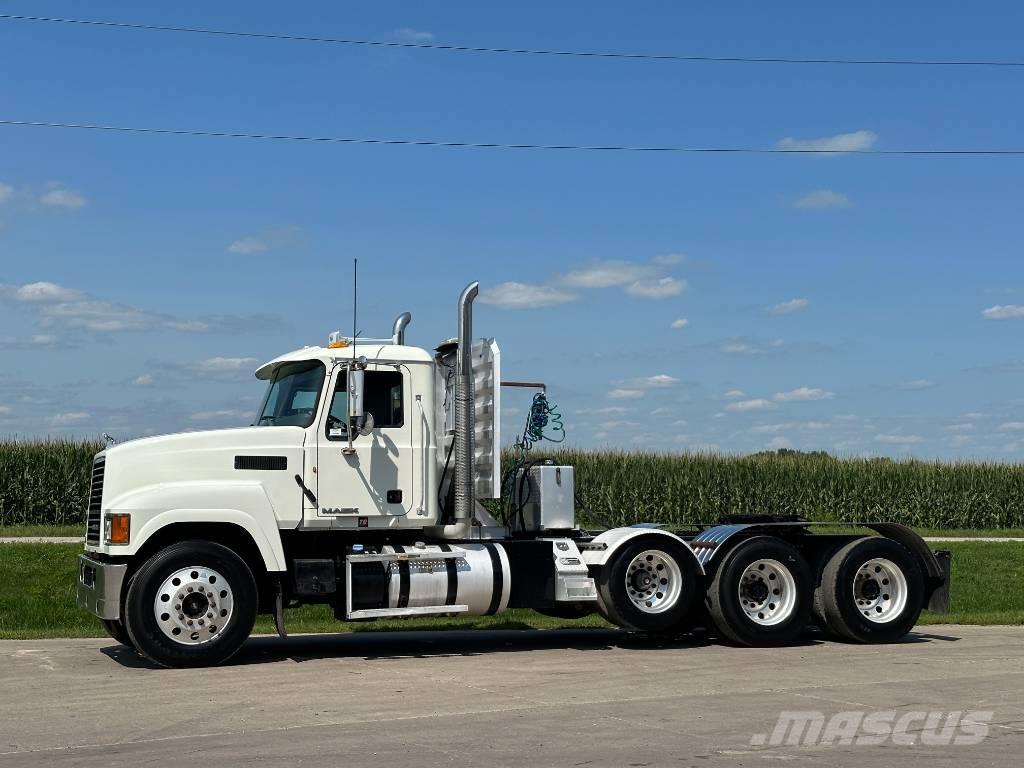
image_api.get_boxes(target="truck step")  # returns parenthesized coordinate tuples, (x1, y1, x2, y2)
(347, 605, 470, 620)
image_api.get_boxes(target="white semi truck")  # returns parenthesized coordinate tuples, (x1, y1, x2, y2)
(77, 282, 950, 667)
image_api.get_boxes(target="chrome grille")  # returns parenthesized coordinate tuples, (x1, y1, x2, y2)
(85, 456, 105, 545)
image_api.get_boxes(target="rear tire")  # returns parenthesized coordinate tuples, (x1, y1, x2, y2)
(596, 537, 698, 632)
(100, 618, 134, 648)
(706, 536, 812, 646)
(815, 537, 923, 643)
(124, 540, 258, 668)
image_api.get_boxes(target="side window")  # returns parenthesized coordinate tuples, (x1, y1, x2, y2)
(325, 370, 404, 439)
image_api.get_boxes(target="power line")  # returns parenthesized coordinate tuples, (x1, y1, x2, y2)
(2, 13, 1023, 69)
(2, 119, 1023, 156)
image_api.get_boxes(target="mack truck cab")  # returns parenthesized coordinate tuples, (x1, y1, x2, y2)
(77, 282, 950, 668)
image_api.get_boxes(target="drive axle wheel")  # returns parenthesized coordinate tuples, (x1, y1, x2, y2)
(124, 540, 257, 668)
(597, 537, 698, 632)
(707, 536, 811, 646)
(815, 537, 923, 644)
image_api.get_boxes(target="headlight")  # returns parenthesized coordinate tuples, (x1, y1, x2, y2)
(103, 513, 131, 545)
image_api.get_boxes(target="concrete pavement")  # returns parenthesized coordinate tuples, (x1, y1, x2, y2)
(0, 625, 1021, 767)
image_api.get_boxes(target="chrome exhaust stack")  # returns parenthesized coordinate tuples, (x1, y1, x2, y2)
(391, 311, 412, 345)
(453, 282, 479, 526)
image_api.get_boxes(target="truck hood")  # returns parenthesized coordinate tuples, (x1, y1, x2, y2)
(101, 426, 307, 510)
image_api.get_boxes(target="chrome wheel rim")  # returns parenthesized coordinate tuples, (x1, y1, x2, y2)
(738, 559, 797, 626)
(854, 557, 908, 623)
(625, 549, 683, 614)
(154, 566, 233, 645)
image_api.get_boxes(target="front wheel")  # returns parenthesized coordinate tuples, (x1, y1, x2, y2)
(124, 541, 257, 668)
(100, 618, 134, 648)
(706, 536, 812, 646)
(596, 537, 699, 632)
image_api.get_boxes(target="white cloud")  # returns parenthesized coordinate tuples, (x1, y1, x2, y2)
(478, 281, 576, 310)
(794, 190, 850, 209)
(608, 388, 644, 400)
(982, 305, 1024, 320)
(723, 389, 746, 399)
(875, 433, 924, 444)
(776, 130, 878, 154)
(226, 226, 302, 255)
(998, 422, 1024, 431)
(768, 298, 810, 315)
(39, 183, 86, 209)
(131, 374, 155, 387)
(750, 423, 793, 434)
(672, 419, 688, 427)
(8, 281, 83, 303)
(671, 318, 689, 329)
(653, 253, 686, 266)
(49, 411, 89, 426)
(751, 421, 831, 434)
(726, 399, 776, 412)
(721, 342, 754, 354)
(227, 236, 269, 255)
(944, 423, 974, 432)
(766, 436, 792, 449)
(196, 357, 259, 373)
(189, 409, 250, 421)
(0, 334, 59, 349)
(625, 277, 687, 299)
(395, 28, 434, 42)
(0, 183, 13, 204)
(562, 260, 655, 289)
(0, 280, 254, 334)
(0, 405, 11, 415)
(773, 387, 835, 402)
(633, 374, 678, 388)
(899, 379, 934, 390)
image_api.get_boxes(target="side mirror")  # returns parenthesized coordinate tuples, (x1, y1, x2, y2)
(347, 367, 375, 436)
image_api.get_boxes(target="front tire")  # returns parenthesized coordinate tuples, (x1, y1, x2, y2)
(100, 618, 134, 648)
(815, 537, 923, 643)
(596, 537, 698, 632)
(124, 541, 257, 668)
(706, 536, 812, 646)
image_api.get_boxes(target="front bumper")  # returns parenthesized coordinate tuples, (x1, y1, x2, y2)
(77, 554, 127, 621)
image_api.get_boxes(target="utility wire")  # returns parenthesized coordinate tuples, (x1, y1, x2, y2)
(2, 120, 1023, 156)
(2, 13, 1023, 69)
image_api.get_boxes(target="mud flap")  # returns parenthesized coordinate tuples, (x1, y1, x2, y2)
(273, 577, 288, 638)
(927, 550, 952, 613)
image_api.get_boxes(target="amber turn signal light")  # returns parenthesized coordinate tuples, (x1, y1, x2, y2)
(104, 513, 131, 545)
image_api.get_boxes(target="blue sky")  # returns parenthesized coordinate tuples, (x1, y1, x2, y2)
(1, 1, 1023, 459)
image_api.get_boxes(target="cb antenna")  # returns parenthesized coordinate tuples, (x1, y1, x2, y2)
(352, 257, 358, 366)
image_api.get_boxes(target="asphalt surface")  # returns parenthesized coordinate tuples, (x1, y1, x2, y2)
(0, 625, 1021, 767)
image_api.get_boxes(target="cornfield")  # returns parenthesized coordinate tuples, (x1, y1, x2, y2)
(0, 439, 103, 528)
(2, 440, 1024, 530)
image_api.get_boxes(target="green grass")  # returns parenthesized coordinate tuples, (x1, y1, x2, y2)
(1, 541, 1019, 640)
(0, 525, 83, 537)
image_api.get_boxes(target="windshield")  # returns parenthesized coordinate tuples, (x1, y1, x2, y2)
(255, 360, 326, 428)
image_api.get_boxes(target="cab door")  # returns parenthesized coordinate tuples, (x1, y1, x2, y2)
(311, 365, 416, 528)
